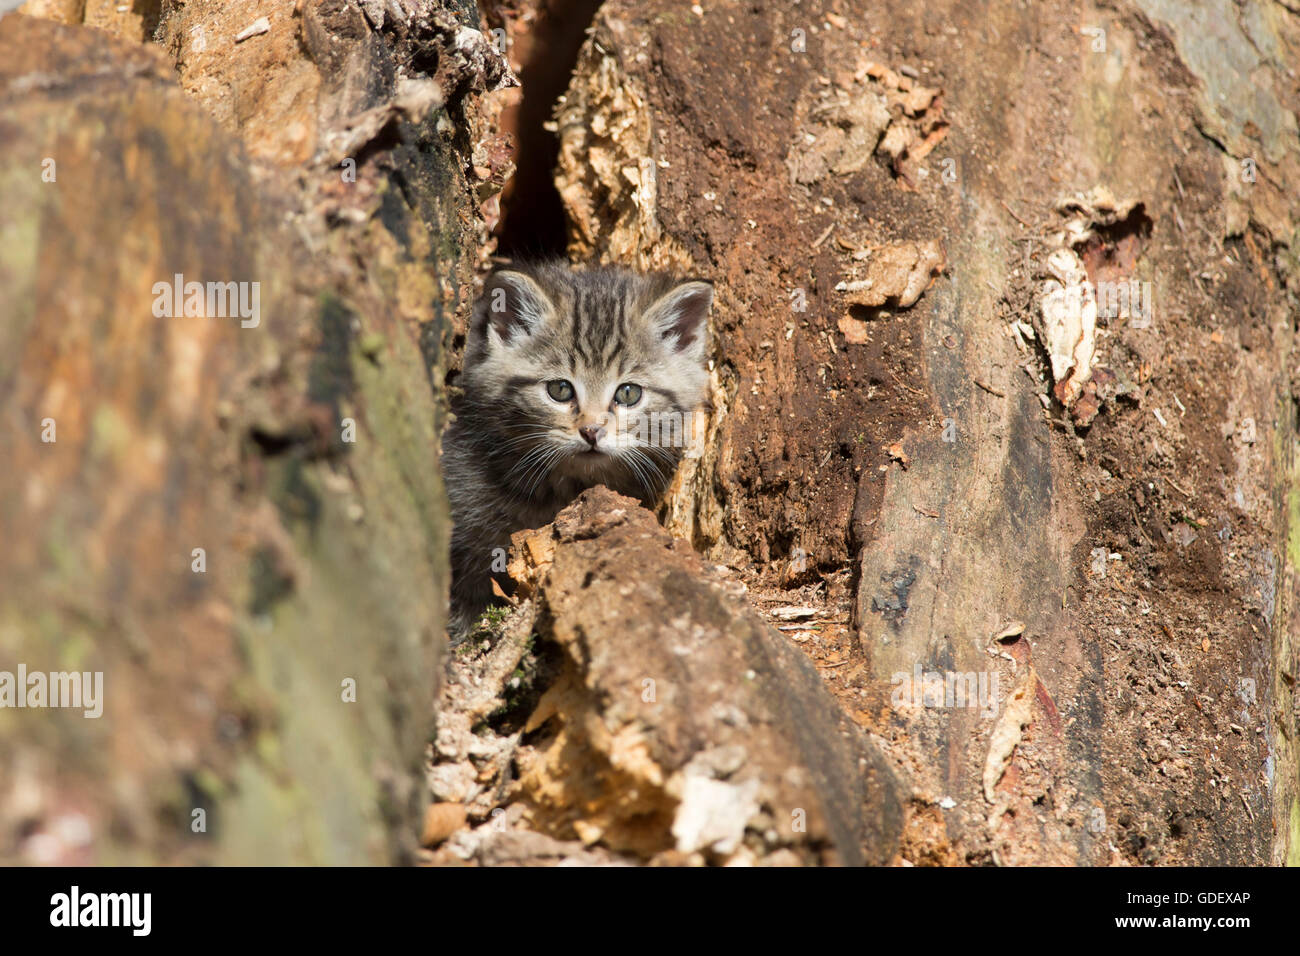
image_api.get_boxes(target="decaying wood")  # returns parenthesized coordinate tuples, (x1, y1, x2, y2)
(0, 3, 502, 864)
(6, 0, 1300, 868)
(468, 488, 903, 865)
(549, 0, 1300, 866)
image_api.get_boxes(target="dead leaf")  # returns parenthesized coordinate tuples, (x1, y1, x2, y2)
(1039, 246, 1097, 406)
(490, 578, 516, 603)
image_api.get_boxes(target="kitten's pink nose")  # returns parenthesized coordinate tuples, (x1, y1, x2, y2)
(578, 423, 605, 447)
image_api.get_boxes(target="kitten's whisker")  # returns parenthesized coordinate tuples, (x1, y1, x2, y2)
(494, 429, 558, 452)
(638, 442, 679, 463)
(519, 446, 566, 501)
(499, 433, 560, 472)
(507, 440, 561, 495)
(513, 453, 558, 494)
(501, 444, 553, 490)
(621, 447, 661, 500)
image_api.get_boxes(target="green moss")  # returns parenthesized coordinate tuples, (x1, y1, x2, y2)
(479, 604, 512, 629)
(57, 632, 92, 671)
(485, 631, 543, 728)
(89, 404, 133, 465)
(219, 270, 449, 863)
(359, 332, 386, 360)
(192, 767, 227, 801)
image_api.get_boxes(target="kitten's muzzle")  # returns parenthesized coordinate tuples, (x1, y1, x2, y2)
(578, 423, 606, 448)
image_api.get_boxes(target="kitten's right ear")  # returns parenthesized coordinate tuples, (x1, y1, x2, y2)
(475, 271, 551, 346)
(644, 279, 714, 354)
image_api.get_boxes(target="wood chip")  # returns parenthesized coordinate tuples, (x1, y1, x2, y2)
(770, 605, 819, 621)
(983, 669, 1037, 801)
(421, 802, 467, 847)
(235, 17, 271, 42)
(992, 621, 1026, 643)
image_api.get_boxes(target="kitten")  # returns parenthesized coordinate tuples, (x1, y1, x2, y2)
(442, 262, 714, 638)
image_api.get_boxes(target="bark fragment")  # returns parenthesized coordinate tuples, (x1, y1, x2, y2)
(506, 488, 905, 865)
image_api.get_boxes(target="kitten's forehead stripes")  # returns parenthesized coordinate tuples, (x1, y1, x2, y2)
(600, 291, 626, 367)
(645, 384, 684, 411)
(570, 284, 586, 362)
(561, 276, 631, 369)
(471, 262, 709, 409)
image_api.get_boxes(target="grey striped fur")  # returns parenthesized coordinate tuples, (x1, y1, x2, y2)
(442, 262, 713, 638)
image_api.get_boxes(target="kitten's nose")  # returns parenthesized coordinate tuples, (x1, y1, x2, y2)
(578, 423, 605, 447)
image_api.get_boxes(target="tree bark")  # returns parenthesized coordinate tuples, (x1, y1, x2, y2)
(551, 0, 1300, 865)
(0, 2, 503, 864)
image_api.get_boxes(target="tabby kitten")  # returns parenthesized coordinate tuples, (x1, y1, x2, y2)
(442, 262, 714, 637)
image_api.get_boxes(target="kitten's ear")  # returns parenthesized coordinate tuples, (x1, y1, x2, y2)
(645, 279, 713, 353)
(476, 270, 551, 345)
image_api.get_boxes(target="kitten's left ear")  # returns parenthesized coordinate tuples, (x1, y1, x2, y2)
(646, 279, 714, 353)
(476, 270, 552, 346)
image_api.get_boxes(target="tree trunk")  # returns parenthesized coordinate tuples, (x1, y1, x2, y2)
(0, 1, 505, 864)
(543, 0, 1300, 865)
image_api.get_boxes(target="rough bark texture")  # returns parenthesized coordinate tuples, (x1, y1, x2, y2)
(513, 488, 903, 864)
(0, 2, 502, 864)
(549, 0, 1300, 865)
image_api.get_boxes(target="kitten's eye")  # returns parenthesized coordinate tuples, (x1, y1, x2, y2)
(546, 379, 575, 402)
(613, 383, 643, 406)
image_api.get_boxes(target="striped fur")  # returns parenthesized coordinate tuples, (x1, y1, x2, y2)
(442, 262, 713, 637)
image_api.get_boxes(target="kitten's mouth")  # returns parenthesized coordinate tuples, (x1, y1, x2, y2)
(564, 447, 613, 473)
(561, 443, 618, 472)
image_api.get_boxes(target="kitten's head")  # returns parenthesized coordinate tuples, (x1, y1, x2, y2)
(460, 263, 713, 500)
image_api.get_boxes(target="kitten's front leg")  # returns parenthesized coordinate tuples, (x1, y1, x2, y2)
(447, 525, 506, 642)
